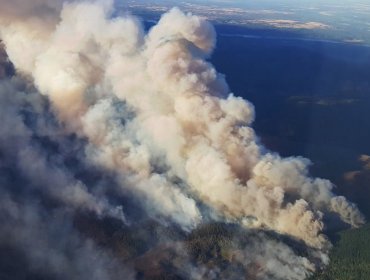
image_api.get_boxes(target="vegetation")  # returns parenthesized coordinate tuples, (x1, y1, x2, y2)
(311, 223, 370, 280)
(74, 214, 370, 279)
(185, 223, 234, 263)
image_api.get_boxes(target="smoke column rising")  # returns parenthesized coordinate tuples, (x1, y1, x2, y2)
(0, 0, 365, 279)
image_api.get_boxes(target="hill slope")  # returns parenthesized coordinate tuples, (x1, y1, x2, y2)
(311, 223, 370, 280)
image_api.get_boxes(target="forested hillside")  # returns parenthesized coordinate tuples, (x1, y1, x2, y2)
(311, 224, 370, 280)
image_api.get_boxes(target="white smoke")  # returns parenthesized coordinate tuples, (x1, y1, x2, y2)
(0, 76, 134, 279)
(0, 1, 365, 279)
(0, 77, 125, 220)
(0, 193, 134, 280)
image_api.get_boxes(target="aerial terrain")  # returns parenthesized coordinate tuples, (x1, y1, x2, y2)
(0, 0, 369, 279)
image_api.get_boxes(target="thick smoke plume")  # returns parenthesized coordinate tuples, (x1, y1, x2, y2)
(0, 1, 365, 279)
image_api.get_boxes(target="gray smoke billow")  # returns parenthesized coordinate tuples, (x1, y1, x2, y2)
(0, 1, 365, 279)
